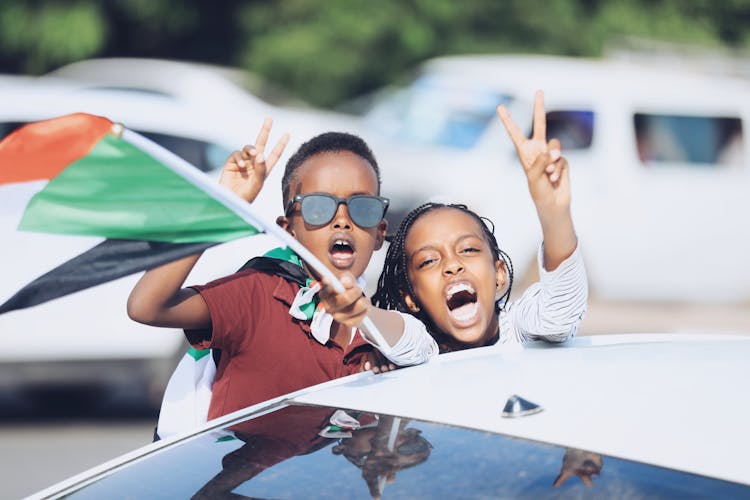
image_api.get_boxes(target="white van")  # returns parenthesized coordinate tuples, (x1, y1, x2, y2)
(362, 54, 750, 304)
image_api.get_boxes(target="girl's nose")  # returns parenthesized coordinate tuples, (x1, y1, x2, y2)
(442, 256, 464, 275)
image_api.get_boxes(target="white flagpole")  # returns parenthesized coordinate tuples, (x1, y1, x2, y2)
(119, 126, 390, 350)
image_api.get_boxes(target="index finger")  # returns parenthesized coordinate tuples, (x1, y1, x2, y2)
(496, 105, 526, 150)
(553, 470, 573, 487)
(532, 90, 546, 141)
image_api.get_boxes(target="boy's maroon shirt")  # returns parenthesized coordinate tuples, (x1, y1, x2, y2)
(189, 269, 371, 420)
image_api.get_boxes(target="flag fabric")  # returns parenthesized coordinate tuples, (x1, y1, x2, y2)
(0, 113, 260, 314)
(156, 344, 217, 439)
(0, 112, 389, 348)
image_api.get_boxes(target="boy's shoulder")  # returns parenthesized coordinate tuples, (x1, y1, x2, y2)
(236, 256, 309, 287)
(194, 256, 308, 295)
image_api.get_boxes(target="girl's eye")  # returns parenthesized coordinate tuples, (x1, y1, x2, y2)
(417, 257, 436, 269)
(460, 247, 480, 254)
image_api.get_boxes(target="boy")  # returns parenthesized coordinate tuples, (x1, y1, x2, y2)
(128, 118, 436, 422)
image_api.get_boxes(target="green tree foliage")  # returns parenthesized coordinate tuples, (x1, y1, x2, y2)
(236, 0, 750, 106)
(0, 1, 106, 74)
(0, 0, 748, 107)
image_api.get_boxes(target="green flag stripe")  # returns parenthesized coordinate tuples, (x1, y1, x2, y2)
(187, 347, 211, 361)
(19, 134, 259, 243)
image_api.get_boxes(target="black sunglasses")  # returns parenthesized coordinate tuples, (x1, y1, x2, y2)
(285, 193, 389, 228)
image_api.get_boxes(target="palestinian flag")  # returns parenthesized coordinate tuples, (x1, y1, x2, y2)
(0, 113, 265, 314)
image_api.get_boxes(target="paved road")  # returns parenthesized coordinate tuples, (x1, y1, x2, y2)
(580, 299, 750, 336)
(0, 393, 155, 499)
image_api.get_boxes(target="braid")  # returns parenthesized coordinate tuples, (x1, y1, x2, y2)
(372, 203, 436, 312)
(495, 247, 514, 311)
(372, 203, 515, 349)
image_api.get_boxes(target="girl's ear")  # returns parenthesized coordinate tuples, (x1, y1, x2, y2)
(402, 291, 421, 313)
(276, 216, 295, 237)
(374, 219, 387, 250)
(494, 258, 509, 299)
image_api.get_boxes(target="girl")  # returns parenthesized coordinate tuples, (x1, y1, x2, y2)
(372, 91, 587, 352)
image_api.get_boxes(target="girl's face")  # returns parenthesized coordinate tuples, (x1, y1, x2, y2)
(403, 208, 506, 347)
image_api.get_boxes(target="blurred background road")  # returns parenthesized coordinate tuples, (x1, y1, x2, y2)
(2, 1, 750, 498)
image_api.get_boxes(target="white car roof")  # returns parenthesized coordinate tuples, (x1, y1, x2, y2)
(30, 333, 750, 499)
(43, 57, 363, 133)
(418, 54, 750, 113)
(296, 333, 750, 485)
(46, 57, 286, 107)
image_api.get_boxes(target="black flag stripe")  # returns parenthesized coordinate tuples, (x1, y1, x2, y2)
(0, 239, 216, 314)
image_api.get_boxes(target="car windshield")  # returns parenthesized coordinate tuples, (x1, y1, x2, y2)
(62, 403, 748, 499)
(365, 75, 511, 150)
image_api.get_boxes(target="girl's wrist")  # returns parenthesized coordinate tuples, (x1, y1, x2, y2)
(536, 206, 572, 228)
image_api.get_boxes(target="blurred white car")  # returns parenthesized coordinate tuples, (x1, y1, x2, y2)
(0, 63, 368, 408)
(360, 54, 750, 304)
(29, 333, 750, 498)
(46, 57, 309, 109)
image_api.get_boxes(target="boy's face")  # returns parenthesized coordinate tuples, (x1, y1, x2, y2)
(278, 151, 386, 280)
(403, 208, 506, 347)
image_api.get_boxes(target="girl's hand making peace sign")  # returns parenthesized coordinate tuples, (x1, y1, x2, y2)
(496, 90, 571, 220)
(496, 90, 577, 271)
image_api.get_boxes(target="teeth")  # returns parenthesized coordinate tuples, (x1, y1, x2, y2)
(334, 240, 351, 247)
(447, 282, 474, 298)
(450, 302, 478, 321)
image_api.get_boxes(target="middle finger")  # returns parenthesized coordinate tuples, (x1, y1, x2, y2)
(254, 116, 273, 154)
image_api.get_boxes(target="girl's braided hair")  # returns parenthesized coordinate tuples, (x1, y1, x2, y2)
(372, 202, 513, 350)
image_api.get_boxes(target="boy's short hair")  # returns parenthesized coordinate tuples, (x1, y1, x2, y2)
(281, 132, 381, 205)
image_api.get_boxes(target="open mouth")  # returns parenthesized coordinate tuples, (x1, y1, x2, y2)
(445, 282, 479, 323)
(329, 238, 355, 268)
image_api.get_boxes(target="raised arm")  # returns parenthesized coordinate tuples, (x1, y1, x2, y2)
(127, 117, 290, 329)
(496, 92, 587, 344)
(496, 91, 577, 270)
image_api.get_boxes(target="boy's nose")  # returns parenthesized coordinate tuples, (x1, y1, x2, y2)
(332, 203, 352, 230)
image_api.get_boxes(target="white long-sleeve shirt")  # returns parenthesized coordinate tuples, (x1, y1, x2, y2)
(498, 242, 588, 344)
(368, 242, 587, 362)
(363, 312, 438, 366)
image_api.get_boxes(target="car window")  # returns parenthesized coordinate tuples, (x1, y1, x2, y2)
(60, 403, 750, 499)
(366, 75, 512, 150)
(0, 121, 24, 139)
(137, 131, 230, 172)
(545, 110, 595, 150)
(633, 113, 744, 166)
(0, 122, 229, 173)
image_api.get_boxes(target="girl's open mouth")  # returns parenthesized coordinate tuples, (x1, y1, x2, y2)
(445, 282, 479, 323)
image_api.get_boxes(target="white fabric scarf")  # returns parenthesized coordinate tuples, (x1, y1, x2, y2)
(288, 276, 367, 345)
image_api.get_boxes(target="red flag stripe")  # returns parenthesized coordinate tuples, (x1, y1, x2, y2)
(0, 113, 113, 185)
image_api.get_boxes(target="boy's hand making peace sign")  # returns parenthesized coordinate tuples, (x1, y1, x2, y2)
(496, 90, 577, 271)
(220, 117, 290, 203)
